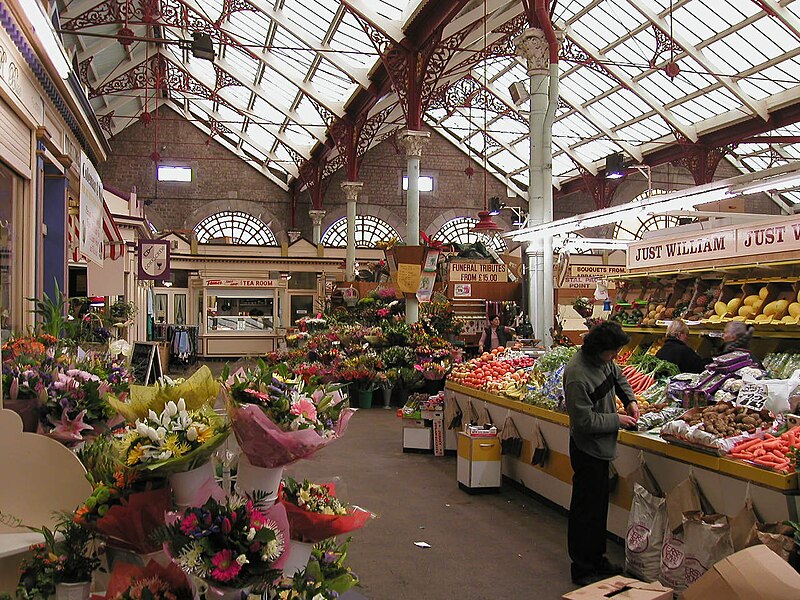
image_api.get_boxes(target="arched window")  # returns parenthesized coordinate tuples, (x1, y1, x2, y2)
(321, 215, 400, 248)
(612, 189, 691, 240)
(194, 211, 278, 245)
(433, 217, 508, 253)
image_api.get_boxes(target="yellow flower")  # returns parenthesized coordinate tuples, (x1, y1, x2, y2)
(195, 425, 214, 444)
(164, 434, 189, 457)
(126, 443, 146, 466)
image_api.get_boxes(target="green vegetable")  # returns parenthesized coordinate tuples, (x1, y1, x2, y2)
(535, 346, 578, 374)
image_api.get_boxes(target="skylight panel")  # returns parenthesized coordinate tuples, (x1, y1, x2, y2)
(588, 92, 643, 127)
(704, 37, 760, 73)
(260, 69, 299, 106)
(491, 150, 524, 173)
(569, 14, 619, 50)
(738, 66, 791, 100)
(489, 117, 528, 147)
(223, 46, 259, 82)
(214, 104, 243, 128)
(585, 0, 647, 46)
(372, 0, 405, 21)
(330, 12, 379, 70)
(283, 0, 331, 40)
(561, 68, 615, 104)
(247, 122, 279, 149)
(744, 18, 795, 61)
(250, 96, 288, 127)
(573, 139, 622, 163)
(294, 96, 328, 129)
(636, 71, 691, 105)
(552, 154, 574, 178)
(226, 9, 271, 47)
(673, 0, 736, 33)
(780, 191, 800, 205)
(616, 116, 671, 143)
(554, 114, 599, 143)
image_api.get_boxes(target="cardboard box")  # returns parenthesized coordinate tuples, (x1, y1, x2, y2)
(562, 577, 672, 600)
(681, 545, 800, 600)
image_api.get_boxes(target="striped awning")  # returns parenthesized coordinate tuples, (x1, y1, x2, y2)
(67, 200, 125, 263)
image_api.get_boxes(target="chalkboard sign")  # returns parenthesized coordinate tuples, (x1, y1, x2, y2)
(131, 342, 163, 385)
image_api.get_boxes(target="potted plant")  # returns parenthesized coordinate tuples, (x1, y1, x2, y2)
(7, 512, 102, 600)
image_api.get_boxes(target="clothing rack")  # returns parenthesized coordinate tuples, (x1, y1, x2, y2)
(167, 325, 199, 368)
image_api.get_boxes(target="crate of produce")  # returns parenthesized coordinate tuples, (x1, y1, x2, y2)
(706, 282, 745, 323)
(659, 402, 774, 455)
(686, 276, 723, 321)
(727, 425, 800, 473)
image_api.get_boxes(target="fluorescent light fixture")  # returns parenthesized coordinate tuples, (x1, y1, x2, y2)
(559, 237, 629, 252)
(402, 175, 433, 192)
(19, 0, 71, 79)
(606, 171, 625, 179)
(158, 165, 192, 182)
(508, 161, 800, 243)
(731, 172, 800, 196)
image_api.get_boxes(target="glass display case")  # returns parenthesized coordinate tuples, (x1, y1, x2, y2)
(205, 289, 277, 333)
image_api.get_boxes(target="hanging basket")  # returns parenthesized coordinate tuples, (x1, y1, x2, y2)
(341, 286, 359, 307)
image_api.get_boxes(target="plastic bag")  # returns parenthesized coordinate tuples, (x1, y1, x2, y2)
(740, 368, 800, 414)
(625, 483, 666, 582)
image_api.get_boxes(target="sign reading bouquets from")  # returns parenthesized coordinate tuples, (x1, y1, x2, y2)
(80, 151, 105, 265)
(138, 239, 170, 281)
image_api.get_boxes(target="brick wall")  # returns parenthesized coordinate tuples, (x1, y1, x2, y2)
(97, 106, 291, 237)
(100, 109, 784, 243)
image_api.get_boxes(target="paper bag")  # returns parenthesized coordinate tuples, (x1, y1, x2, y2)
(625, 483, 666, 583)
(682, 511, 733, 588)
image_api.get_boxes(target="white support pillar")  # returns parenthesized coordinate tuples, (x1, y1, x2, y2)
(340, 182, 363, 282)
(397, 129, 431, 325)
(309, 209, 326, 246)
(515, 28, 549, 343)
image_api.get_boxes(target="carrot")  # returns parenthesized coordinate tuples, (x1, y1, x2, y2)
(730, 452, 754, 460)
(733, 437, 762, 452)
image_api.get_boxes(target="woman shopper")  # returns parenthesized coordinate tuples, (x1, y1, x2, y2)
(563, 321, 639, 586)
(655, 319, 707, 374)
(477, 314, 515, 353)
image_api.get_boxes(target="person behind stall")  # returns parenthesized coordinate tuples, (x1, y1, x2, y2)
(563, 321, 638, 587)
(477, 314, 515, 353)
(655, 319, 707, 374)
(721, 320, 755, 354)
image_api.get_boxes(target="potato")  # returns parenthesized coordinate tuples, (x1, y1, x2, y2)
(789, 302, 800, 318)
(764, 299, 789, 317)
(715, 301, 729, 317)
(760, 286, 769, 299)
(727, 298, 742, 313)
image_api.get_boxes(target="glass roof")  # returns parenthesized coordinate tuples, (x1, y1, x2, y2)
(59, 0, 800, 207)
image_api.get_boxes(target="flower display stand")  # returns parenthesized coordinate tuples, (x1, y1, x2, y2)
(381, 386, 393, 409)
(282, 540, 314, 576)
(169, 461, 216, 507)
(235, 455, 283, 504)
(55, 581, 91, 600)
(357, 387, 374, 409)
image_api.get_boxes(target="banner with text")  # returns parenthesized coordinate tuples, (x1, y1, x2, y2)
(80, 151, 104, 266)
(627, 229, 736, 269)
(449, 261, 508, 283)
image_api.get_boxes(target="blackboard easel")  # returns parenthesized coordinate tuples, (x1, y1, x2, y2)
(131, 341, 163, 385)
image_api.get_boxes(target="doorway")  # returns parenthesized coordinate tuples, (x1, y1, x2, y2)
(290, 294, 315, 325)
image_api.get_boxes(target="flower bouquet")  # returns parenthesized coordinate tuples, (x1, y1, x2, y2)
(266, 538, 359, 600)
(43, 364, 118, 445)
(415, 360, 450, 381)
(117, 399, 229, 506)
(159, 493, 290, 594)
(2, 359, 49, 431)
(110, 365, 220, 424)
(572, 297, 595, 319)
(278, 477, 373, 544)
(75, 468, 172, 554)
(104, 559, 193, 600)
(223, 362, 354, 470)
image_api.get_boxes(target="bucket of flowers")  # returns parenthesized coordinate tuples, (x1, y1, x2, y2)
(103, 559, 193, 600)
(277, 477, 372, 576)
(222, 362, 354, 498)
(158, 493, 290, 600)
(266, 538, 359, 599)
(116, 399, 229, 508)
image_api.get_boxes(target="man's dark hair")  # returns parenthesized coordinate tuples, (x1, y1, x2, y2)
(582, 321, 630, 356)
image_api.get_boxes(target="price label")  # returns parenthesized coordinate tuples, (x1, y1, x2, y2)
(735, 382, 768, 412)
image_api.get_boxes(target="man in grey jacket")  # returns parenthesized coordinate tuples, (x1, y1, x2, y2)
(564, 321, 639, 586)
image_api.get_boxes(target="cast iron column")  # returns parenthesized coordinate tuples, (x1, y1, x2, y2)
(309, 209, 326, 246)
(341, 181, 363, 282)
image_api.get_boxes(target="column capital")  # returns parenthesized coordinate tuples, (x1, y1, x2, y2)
(340, 181, 364, 201)
(397, 129, 431, 157)
(514, 27, 562, 76)
(308, 209, 326, 226)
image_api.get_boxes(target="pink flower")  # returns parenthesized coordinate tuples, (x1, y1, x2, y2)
(47, 409, 92, 442)
(179, 513, 198, 534)
(242, 388, 270, 403)
(210, 549, 241, 582)
(290, 398, 317, 422)
(249, 507, 267, 529)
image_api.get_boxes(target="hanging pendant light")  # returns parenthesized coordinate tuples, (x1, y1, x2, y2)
(471, 211, 503, 234)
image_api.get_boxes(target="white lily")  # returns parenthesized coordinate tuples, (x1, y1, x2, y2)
(186, 426, 198, 442)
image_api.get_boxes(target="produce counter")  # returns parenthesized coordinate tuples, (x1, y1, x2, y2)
(445, 382, 800, 539)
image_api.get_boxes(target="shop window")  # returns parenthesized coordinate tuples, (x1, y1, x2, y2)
(194, 211, 278, 246)
(288, 272, 316, 290)
(174, 294, 186, 325)
(402, 175, 433, 192)
(157, 165, 192, 182)
(207, 290, 275, 332)
(321, 215, 400, 248)
(0, 164, 14, 334)
(433, 217, 507, 253)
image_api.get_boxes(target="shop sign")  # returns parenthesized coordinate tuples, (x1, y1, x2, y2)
(568, 265, 627, 276)
(453, 283, 472, 297)
(449, 261, 508, 282)
(0, 26, 41, 119)
(80, 151, 104, 265)
(205, 278, 284, 287)
(138, 239, 170, 280)
(736, 218, 800, 255)
(560, 276, 617, 290)
(627, 230, 735, 269)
